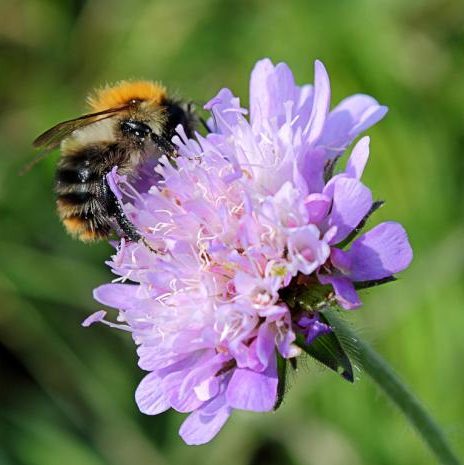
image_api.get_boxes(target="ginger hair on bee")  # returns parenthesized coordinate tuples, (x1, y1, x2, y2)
(87, 81, 167, 112)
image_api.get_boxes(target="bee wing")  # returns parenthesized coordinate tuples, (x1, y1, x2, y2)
(32, 104, 132, 151)
(21, 104, 132, 176)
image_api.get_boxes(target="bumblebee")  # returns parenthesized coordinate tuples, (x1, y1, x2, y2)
(32, 81, 196, 242)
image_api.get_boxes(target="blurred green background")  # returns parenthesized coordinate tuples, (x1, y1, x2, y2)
(1, 0, 463, 464)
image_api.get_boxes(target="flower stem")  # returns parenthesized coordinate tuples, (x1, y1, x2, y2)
(324, 310, 462, 465)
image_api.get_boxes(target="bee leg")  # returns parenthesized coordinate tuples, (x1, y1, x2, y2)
(111, 196, 142, 243)
(102, 176, 140, 243)
(103, 177, 157, 252)
(200, 117, 211, 133)
(151, 132, 177, 157)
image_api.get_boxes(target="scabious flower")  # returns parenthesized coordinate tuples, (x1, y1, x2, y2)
(86, 59, 412, 445)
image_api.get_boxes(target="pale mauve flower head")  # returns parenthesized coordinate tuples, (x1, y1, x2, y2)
(87, 59, 412, 444)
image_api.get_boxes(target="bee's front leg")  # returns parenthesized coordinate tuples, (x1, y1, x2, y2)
(101, 175, 141, 242)
(101, 176, 158, 253)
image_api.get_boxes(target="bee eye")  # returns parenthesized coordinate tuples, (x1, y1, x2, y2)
(121, 120, 152, 138)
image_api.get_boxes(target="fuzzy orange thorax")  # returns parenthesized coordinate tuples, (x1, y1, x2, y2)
(87, 81, 167, 112)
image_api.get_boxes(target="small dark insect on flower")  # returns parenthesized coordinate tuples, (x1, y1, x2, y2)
(31, 81, 197, 242)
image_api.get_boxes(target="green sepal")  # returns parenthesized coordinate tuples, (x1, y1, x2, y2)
(295, 312, 354, 383)
(274, 354, 287, 410)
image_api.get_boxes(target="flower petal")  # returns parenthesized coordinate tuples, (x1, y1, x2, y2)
(345, 136, 370, 179)
(347, 222, 413, 281)
(194, 377, 220, 402)
(319, 94, 387, 155)
(204, 88, 246, 135)
(275, 315, 298, 358)
(305, 193, 331, 223)
(93, 283, 139, 309)
(287, 225, 330, 275)
(324, 176, 372, 244)
(249, 58, 274, 130)
(179, 392, 232, 445)
(255, 323, 275, 368)
(300, 147, 327, 193)
(180, 355, 225, 403)
(226, 359, 278, 412)
(135, 372, 170, 415)
(330, 247, 352, 274)
(299, 315, 332, 344)
(106, 167, 124, 201)
(162, 370, 204, 413)
(304, 60, 331, 145)
(250, 59, 298, 130)
(319, 275, 361, 310)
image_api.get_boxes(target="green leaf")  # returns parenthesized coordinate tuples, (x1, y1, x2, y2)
(295, 314, 354, 383)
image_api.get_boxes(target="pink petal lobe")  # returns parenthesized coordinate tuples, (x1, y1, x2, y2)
(319, 94, 387, 154)
(249, 59, 298, 131)
(324, 176, 372, 244)
(348, 222, 413, 281)
(345, 136, 370, 179)
(249, 58, 275, 129)
(93, 283, 139, 309)
(135, 372, 170, 415)
(305, 193, 331, 223)
(256, 323, 275, 368)
(179, 393, 232, 445)
(226, 359, 278, 412)
(162, 371, 204, 413)
(305, 60, 331, 145)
